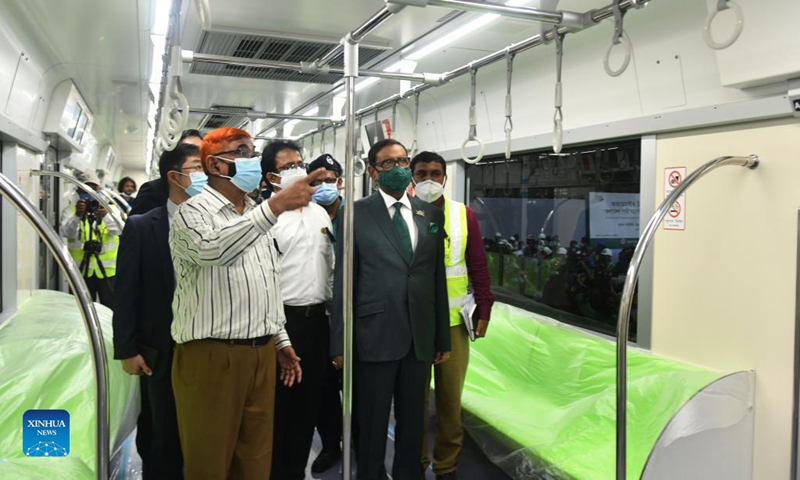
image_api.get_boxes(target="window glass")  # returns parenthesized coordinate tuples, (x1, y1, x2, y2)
(466, 139, 641, 339)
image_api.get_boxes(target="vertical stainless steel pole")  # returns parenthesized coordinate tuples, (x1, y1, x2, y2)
(0, 173, 109, 479)
(342, 34, 359, 480)
(615, 154, 759, 480)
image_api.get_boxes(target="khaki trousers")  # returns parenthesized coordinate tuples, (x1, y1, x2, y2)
(421, 325, 470, 475)
(172, 339, 277, 480)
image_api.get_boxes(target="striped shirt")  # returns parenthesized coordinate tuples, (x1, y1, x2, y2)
(169, 184, 291, 349)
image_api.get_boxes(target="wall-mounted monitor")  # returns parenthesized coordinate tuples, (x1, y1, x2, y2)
(43, 80, 94, 152)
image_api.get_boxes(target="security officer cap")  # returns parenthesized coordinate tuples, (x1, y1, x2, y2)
(308, 153, 342, 176)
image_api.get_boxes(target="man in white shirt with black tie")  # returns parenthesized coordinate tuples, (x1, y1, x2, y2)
(169, 127, 328, 479)
(261, 141, 335, 480)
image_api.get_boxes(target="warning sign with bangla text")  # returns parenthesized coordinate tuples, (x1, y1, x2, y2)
(663, 166, 686, 230)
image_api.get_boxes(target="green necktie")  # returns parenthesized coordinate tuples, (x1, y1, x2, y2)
(392, 202, 413, 262)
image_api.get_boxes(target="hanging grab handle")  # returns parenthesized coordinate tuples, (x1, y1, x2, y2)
(461, 67, 484, 165)
(332, 125, 338, 156)
(604, 0, 633, 77)
(391, 101, 399, 139)
(195, 0, 212, 29)
(504, 50, 515, 160)
(704, 0, 744, 50)
(355, 115, 367, 176)
(373, 108, 380, 144)
(410, 92, 420, 158)
(553, 31, 565, 154)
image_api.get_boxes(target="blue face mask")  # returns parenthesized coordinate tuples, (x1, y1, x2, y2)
(216, 157, 262, 193)
(176, 171, 208, 197)
(312, 183, 339, 206)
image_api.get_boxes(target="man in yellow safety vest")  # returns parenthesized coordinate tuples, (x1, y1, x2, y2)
(59, 171, 121, 307)
(411, 151, 495, 480)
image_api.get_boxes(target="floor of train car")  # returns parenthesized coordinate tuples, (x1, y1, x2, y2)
(306, 397, 511, 480)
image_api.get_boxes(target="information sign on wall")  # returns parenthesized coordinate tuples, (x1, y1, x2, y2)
(664, 166, 686, 230)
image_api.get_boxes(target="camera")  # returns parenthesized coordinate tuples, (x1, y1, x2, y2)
(86, 199, 100, 214)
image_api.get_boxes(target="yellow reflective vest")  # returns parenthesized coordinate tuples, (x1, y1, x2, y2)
(65, 206, 119, 279)
(444, 198, 469, 326)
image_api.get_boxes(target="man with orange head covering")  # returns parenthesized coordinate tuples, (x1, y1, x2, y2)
(169, 127, 329, 479)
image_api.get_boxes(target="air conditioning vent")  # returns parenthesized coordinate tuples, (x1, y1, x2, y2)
(197, 106, 251, 132)
(192, 31, 389, 84)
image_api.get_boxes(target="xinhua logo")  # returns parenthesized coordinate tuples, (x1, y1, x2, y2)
(22, 410, 69, 457)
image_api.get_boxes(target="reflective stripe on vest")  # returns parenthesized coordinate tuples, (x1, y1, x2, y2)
(67, 206, 119, 279)
(444, 198, 469, 326)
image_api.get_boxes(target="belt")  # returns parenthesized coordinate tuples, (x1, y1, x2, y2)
(284, 303, 327, 318)
(208, 335, 273, 348)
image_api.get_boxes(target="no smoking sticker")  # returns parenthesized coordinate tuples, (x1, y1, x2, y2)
(668, 201, 681, 218)
(664, 166, 686, 230)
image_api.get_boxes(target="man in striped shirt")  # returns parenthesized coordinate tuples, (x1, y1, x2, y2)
(169, 127, 328, 479)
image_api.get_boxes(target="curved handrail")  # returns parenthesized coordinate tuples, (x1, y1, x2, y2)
(100, 189, 131, 217)
(0, 172, 110, 479)
(30, 170, 125, 232)
(615, 154, 759, 480)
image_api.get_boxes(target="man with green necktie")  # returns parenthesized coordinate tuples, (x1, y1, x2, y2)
(331, 138, 451, 480)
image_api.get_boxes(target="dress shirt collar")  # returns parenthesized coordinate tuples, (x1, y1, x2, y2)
(378, 188, 411, 213)
(166, 199, 179, 220)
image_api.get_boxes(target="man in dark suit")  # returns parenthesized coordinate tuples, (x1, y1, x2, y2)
(331, 139, 451, 480)
(130, 129, 203, 215)
(112, 143, 205, 479)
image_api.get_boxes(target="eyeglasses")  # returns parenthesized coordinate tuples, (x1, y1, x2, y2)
(374, 157, 411, 171)
(180, 165, 204, 173)
(277, 162, 308, 172)
(310, 178, 340, 187)
(213, 145, 260, 159)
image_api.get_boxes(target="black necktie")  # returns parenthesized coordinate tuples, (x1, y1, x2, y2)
(392, 202, 413, 261)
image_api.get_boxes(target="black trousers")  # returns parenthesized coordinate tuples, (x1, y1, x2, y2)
(316, 346, 343, 452)
(356, 347, 430, 480)
(84, 275, 114, 308)
(271, 305, 329, 480)
(136, 352, 183, 480)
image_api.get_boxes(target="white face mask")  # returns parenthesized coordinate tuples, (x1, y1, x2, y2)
(271, 168, 306, 189)
(414, 180, 444, 203)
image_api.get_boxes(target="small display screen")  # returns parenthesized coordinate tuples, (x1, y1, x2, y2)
(64, 102, 82, 138)
(74, 113, 89, 143)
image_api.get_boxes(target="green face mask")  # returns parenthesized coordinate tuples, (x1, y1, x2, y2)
(377, 166, 412, 192)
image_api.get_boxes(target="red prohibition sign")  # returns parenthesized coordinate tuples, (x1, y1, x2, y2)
(668, 171, 682, 188)
(668, 201, 681, 218)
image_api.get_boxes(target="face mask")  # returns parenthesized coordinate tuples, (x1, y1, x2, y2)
(378, 166, 412, 192)
(175, 171, 208, 197)
(216, 157, 262, 192)
(279, 168, 306, 188)
(313, 183, 339, 206)
(413, 180, 444, 203)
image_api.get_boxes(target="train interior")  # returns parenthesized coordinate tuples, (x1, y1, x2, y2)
(0, 0, 799, 478)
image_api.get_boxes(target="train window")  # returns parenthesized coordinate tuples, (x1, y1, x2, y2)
(466, 139, 641, 340)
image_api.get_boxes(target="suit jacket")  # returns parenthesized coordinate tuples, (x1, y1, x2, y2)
(112, 205, 175, 378)
(331, 191, 450, 362)
(129, 179, 168, 216)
